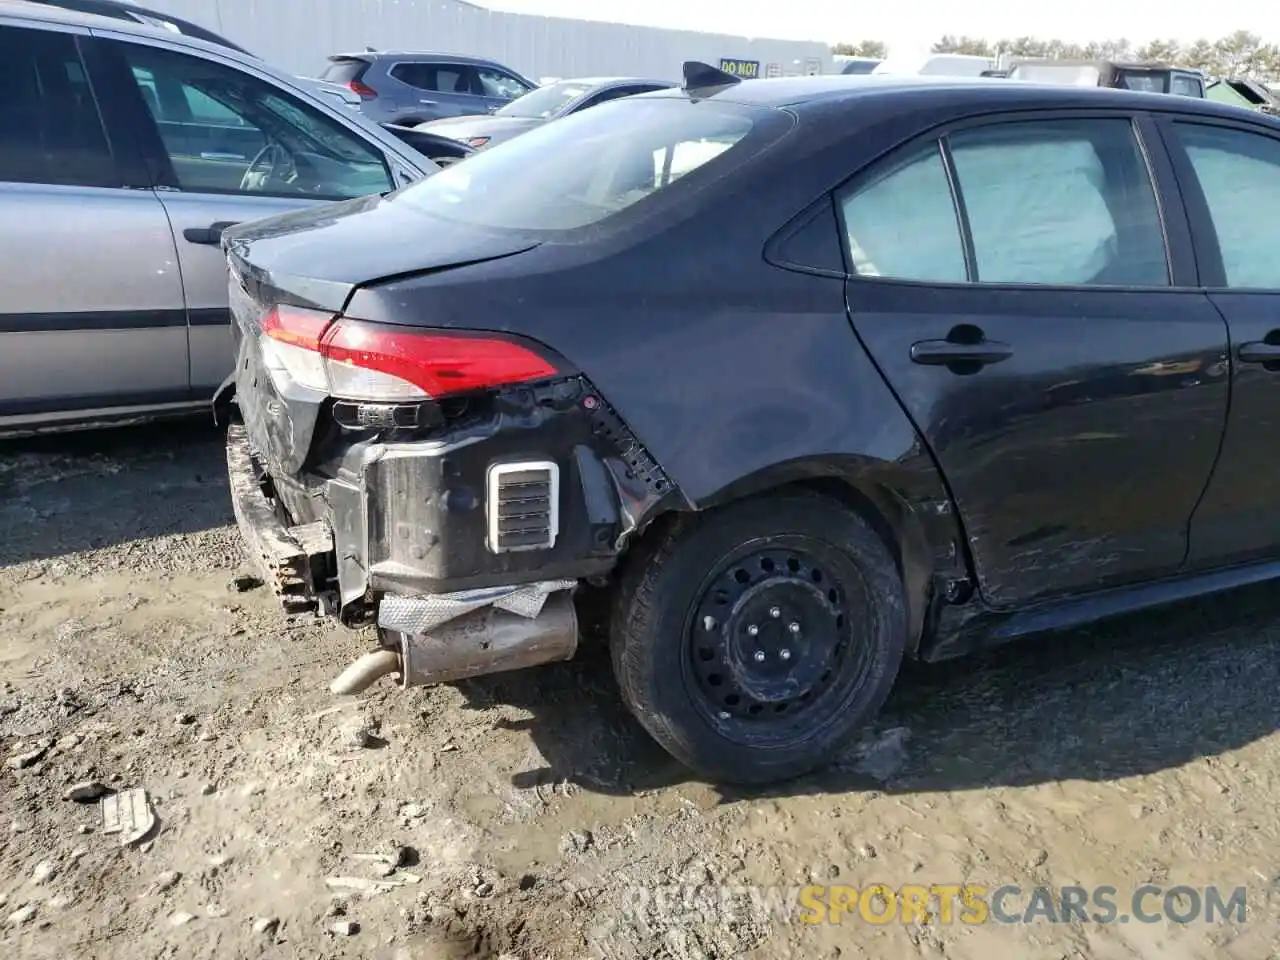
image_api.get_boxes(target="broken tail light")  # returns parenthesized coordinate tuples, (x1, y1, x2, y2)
(259, 305, 560, 402)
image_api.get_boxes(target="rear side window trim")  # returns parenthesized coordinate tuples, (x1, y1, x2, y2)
(832, 108, 1185, 293)
(937, 136, 978, 282)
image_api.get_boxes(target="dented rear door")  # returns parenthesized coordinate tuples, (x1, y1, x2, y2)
(838, 112, 1229, 608)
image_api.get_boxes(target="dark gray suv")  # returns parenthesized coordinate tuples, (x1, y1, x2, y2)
(320, 51, 536, 125)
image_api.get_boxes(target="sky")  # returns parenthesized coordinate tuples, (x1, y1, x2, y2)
(479, 0, 1274, 58)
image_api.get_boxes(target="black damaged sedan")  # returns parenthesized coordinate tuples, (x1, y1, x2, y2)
(218, 63, 1280, 783)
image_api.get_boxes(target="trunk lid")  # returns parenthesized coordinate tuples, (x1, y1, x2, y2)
(223, 192, 541, 310)
(225, 193, 542, 478)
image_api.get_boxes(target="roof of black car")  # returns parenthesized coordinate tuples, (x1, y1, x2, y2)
(650, 73, 1274, 122)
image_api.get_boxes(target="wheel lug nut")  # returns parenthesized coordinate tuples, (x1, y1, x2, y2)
(747, 624, 759, 636)
(753, 650, 766, 663)
(769, 607, 781, 618)
(780, 649, 792, 661)
(789, 622, 801, 634)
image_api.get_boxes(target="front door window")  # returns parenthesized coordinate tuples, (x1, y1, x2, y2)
(119, 43, 393, 200)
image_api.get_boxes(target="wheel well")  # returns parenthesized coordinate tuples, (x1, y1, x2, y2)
(789, 478, 935, 656)
(622, 476, 936, 657)
(791, 478, 900, 566)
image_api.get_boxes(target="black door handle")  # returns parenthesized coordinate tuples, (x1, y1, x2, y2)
(1238, 340, 1280, 364)
(910, 339, 1013, 366)
(182, 221, 238, 245)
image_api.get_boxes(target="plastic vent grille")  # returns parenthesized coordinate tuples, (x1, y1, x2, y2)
(486, 461, 559, 553)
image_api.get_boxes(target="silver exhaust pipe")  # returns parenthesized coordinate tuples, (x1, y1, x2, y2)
(329, 649, 401, 696)
(398, 591, 578, 687)
(328, 591, 578, 694)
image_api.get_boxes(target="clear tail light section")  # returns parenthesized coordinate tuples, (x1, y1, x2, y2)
(258, 305, 560, 402)
(259, 306, 331, 392)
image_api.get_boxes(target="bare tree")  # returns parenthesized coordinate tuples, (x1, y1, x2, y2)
(928, 32, 1280, 80)
(832, 40, 888, 58)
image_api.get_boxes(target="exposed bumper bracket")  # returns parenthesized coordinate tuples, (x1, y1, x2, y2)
(226, 424, 333, 614)
(376, 578, 577, 635)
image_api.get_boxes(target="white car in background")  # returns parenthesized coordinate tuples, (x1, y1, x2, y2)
(871, 53, 997, 77)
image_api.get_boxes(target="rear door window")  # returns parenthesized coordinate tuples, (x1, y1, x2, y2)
(837, 117, 1169, 287)
(949, 118, 1168, 286)
(0, 24, 118, 187)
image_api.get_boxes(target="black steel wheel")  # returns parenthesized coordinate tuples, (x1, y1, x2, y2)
(611, 489, 906, 784)
(684, 541, 869, 736)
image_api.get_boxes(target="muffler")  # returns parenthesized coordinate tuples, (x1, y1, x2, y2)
(398, 591, 579, 687)
(329, 591, 578, 694)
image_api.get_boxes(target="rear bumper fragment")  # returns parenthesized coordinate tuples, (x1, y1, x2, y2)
(226, 424, 334, 613)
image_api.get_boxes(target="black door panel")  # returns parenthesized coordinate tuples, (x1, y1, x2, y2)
(1189, 293, 1280, 564)
(838, 114, 1229, 607)
(1161, 119, 1280, 568)
(847, 283, 1229, 606)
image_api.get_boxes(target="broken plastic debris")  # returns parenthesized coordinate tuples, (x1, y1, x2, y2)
(324, 874, 420, 894)
(100, 787, 157, 846)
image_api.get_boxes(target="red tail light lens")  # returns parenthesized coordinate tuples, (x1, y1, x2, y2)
(321, 320, 559, 399)
(346, 80, 377, 99)
(256, 307, 559, 401)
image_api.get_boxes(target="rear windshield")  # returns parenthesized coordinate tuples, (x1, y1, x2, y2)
(496, 80, 592, 119)
(321, 59, 368, 83)
(392, 97, 762, 232)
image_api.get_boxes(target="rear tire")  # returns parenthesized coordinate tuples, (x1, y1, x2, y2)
(610, 489, 906, 784)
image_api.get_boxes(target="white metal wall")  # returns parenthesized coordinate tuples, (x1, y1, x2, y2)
(140, 0, 832, 82)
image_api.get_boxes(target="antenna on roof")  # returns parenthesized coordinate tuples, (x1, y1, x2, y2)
(682, 61, 741, 93)
(365, 45, 377, 52)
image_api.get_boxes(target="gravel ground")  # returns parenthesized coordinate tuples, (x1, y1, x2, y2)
(3, 421, 1280, 959)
